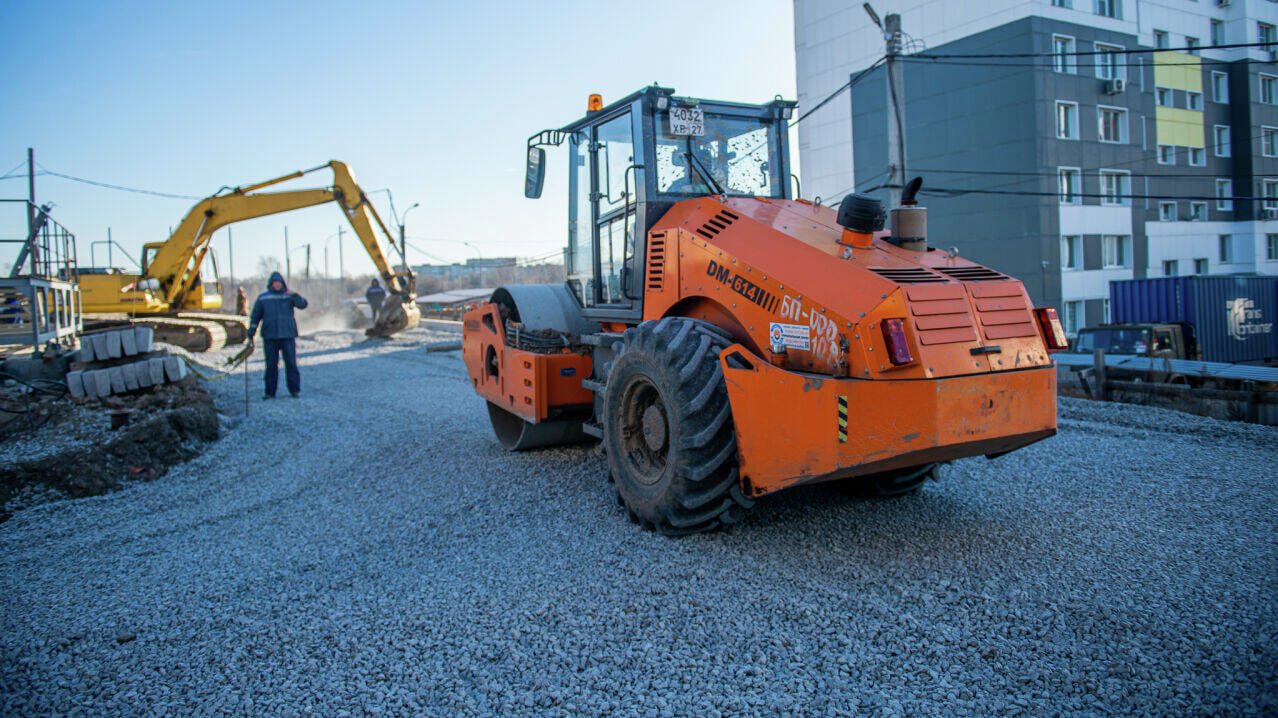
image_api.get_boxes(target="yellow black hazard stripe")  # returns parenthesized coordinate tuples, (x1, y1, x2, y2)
(837, 395, 848, 443)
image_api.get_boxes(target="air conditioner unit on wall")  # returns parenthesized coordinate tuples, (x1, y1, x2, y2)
(1265, 208, 1278, 220)
(1216, 0, 1230, 7)
(1105, 78, 1126, 95)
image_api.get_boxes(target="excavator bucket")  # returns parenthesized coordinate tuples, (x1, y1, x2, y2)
(365, 294, 421, 338)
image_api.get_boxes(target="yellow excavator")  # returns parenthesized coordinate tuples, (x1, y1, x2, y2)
(79, 161, 421, 351)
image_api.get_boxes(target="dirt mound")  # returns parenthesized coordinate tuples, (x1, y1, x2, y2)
(0, 380, 219, 519)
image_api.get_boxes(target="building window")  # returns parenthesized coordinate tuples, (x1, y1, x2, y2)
(1053, 0, 1072, 6)
(1155, 87, 1173, 107)
(1214, 125, 1231, 157)
(1268, 234, 1278, 261)
(1211, 72, 1229, 103)
(1264, 179, 1278, 211)
(1190, 202, 1207, 221)
(1262, 75, 1277, 105)
(1094, 0, 1119, 19)
(1263, 127, 1278, 157)
(1159, 201, 1177, 221)
(1064, 301, 1081, 334)
(1056, 101, 1079, 139)
(1059, 167, 1081, 204)
(1194, 258, 1209, 275)
(1219, 235, 1233, 263)
(1098, 107, 1127, 142)
(1186, 91, 1202, 111)
(1095, 43, 1123, 79)
(1103, 235, 1129, 267)
(1062, 235, 1080, 269)
(1211, 20, 1225, 47)
(1185, 37, 1200, 55)
(1163, 259, 1179, 276)
(1189, 147, 1206, 166)
(1053, 35, 1077, 73)
(1153, 30, 1169, 49)
(1216, 179, 1233, 211)
(1099, 170, 1130, 205)
(1261, 23, 1276, 50)
(1157, 145, 1175, 164)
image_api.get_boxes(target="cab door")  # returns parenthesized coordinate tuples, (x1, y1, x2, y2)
(566, 108, 640, 316)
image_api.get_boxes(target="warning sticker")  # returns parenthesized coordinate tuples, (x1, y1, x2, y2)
(769, 322, 811, 351)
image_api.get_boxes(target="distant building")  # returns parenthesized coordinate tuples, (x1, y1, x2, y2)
(795, 0, 1278, 334)
(413, 257, 517, 280)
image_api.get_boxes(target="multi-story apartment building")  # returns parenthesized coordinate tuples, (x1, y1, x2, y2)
(794, 0, 1278, 333)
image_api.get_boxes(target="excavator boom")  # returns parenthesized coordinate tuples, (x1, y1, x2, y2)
(81, 160, 420, 348)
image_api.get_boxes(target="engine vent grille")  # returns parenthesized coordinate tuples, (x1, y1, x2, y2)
(647, 233, 666, 291)
(695, 209, 740, 239)
(869, 267, 948, 284)
(936, 266, 1008, 282)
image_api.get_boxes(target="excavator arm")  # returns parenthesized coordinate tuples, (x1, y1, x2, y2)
(146, 160, 419, 336)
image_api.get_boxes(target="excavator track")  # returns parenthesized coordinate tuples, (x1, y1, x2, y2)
(176, 312, 249, 345)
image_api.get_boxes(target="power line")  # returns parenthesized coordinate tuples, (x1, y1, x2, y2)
(914, 40, 1276, 59)
(34, 163, 201, 200)
(920, 186, 1269, 202)
(911, 167, 1247, 180)
(791, 56, 886, 127)
(904, 57, 1241, 68)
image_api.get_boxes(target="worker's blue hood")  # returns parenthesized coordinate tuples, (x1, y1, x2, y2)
(267, 271, 287, 293)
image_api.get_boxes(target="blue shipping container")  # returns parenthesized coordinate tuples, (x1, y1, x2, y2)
(1109, 275, 1278, 363)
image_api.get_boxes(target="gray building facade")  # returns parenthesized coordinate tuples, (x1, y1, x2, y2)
(798, 0, 1278, 334)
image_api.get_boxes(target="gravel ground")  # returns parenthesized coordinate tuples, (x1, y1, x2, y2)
(2, 324, 1275, 716)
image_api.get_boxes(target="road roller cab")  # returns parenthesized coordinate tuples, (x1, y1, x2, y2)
(463, 86, 1064, 534)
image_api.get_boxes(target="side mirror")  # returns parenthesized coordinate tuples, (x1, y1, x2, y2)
(525, 147, 546, 199)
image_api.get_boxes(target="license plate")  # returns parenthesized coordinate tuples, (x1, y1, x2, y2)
(668, 106, 704, 136)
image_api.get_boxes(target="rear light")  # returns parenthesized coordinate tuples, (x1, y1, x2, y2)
(1034, 307, 1068, 351)
(881, 318, 914, 365)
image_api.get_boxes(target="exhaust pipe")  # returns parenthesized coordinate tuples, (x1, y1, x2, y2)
(890, 176, 927, 253)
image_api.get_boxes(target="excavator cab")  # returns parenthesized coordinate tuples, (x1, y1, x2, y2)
(467, 86, 1061, 534)
(525, 86, 795, 323)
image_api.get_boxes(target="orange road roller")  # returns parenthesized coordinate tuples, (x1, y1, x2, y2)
(463, 86, 1066, 534)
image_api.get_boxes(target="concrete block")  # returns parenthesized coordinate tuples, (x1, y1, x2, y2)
(90, 334, 109, 361)
(66, 370, 85, 399)
(108, 366, 127, 393)
(105, 331, 123, 359)
(147, 358, 167, 385)
(135, 360, 153, 388)
(78, 341, 96, 363)
(163, 355, 187, 381)
(121, 362, 140, 391)
(120, 328, 138, 356)
(134, 326, 154, 353)
(86, 370, 112, 397)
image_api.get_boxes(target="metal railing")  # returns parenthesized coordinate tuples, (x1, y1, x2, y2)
(0, 200, 82, 350)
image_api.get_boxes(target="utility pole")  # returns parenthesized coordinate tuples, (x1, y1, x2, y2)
(107, 227, 113, 268)
(284, 226, 290, 282)
(337, 226, 345, 295)
(305, 244, 311, 280)
(26, 148, 35, 237)
(883, 12, 906, 209)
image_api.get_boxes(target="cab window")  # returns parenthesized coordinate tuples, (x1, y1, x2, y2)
(655, 112, 782, 198)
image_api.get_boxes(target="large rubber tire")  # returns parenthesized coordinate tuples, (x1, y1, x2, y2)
(840, 462, 942, 497)
(603, 318, 753, 535)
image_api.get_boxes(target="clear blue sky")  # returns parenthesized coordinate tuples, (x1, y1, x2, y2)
(1, 0, 797, 286)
